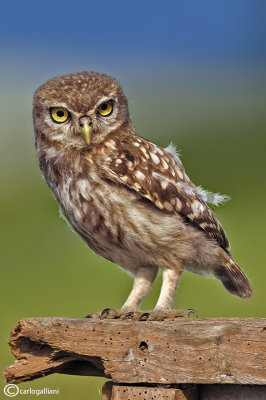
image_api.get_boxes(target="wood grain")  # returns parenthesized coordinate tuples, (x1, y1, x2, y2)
(110, 384, 198, 400)
(5, 317, 266, 385)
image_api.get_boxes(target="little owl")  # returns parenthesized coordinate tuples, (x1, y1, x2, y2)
(33, 71, 252, 320)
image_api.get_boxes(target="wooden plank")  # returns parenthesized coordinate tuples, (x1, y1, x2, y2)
(110, 384, 199, 400)
(5, 317, 266, 385)
(102, 382, 199, 400)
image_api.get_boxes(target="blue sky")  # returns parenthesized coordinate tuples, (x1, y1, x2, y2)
(1, 0, 265, 74)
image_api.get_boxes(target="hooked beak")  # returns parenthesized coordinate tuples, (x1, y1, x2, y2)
(79, 117, 93, 145)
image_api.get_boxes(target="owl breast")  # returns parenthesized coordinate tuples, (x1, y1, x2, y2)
(40, 151, 148, 270)
(39, 146, 206, 275)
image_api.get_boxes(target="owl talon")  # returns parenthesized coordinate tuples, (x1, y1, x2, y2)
(100, 308, 114, 319)
(139, 312, 151, 321)
(187, 309, 198, 318)
(122, 311, 135, 320)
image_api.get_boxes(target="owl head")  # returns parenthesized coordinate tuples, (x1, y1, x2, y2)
(33, 71, 131, 149)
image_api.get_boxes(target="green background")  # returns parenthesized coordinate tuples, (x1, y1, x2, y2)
(1, 1, 265, 399)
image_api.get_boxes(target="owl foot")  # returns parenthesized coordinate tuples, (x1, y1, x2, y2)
(84, 308, 130, 320)
(138, 309, 198, 321)
(85, 308, 198, 321)
(99, 310, 151, 321)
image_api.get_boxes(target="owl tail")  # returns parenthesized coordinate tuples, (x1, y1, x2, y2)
(214, 248, 252, 298)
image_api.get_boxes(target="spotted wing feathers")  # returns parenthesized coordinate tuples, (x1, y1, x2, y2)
(106, 135, 230, 252)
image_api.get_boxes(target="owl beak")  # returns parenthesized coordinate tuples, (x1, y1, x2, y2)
(79, 118, 93, 145)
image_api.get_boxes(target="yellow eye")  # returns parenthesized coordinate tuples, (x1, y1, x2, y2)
(51, 107, 70, 123)
(98, 100, 113, 116)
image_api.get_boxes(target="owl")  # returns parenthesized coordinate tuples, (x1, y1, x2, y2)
(33, 71, 252, 320)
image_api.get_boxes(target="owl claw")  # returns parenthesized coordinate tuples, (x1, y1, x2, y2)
(122, 311, 135, 320)
(187, 308, 198, 318)
(139, 312, 150, 321)
(85, 308, 198, 321)
(100, 308, 114, 319)
(139, 309, 198, 321)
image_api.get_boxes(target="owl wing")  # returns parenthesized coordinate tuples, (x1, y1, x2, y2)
(104, 136, 230, 251)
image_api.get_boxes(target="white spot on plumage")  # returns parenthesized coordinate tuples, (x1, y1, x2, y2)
(121, 175, 128, 182)
(155, 200, 164, 209)
(115, 158, 122, 165)
(178, 182, 194, 196)
(133, 182, 141, 190)
(161, 158, 169, 170)
(45, 147, 60, 160)
(135, 170, 146, 180)
(164, 201, 174, 212)
(191, 200, 205, 217)
(161, 180, 168, 190)
(140, 146, 149, 159)
(200, 222, 209, 229)
(106, 139, 115, 147)
(133, 142, 140, 147)
(175, 198, 183, 211)
(156, 146, 164, 156)
(73, 207, 82, 222)
(170, 167, 176, 177)
(150, 152, 160, 165)
(177, 169, 184, 180)
(187, 213, 195, 220)
(77, 179, 90, 200)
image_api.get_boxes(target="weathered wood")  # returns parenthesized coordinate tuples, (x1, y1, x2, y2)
(105, 383, 199, 400)
(5, 317, 266, 385)
(102, 382, 266, 400)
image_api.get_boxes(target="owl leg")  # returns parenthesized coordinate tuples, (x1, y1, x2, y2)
(138, 268, 197, 321)
(88, 266, 158, 320)
(121, 266, 158, 311)
(155, 268, 182, 310)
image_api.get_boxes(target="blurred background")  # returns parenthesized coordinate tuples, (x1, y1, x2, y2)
(1, 0, 265, 398)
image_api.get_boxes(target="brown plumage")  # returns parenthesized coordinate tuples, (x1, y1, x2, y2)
(33, 71, 252, 316)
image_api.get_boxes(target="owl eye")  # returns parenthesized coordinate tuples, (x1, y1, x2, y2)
(51, 107, 70, 123)
(98, 100, 113, 116)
